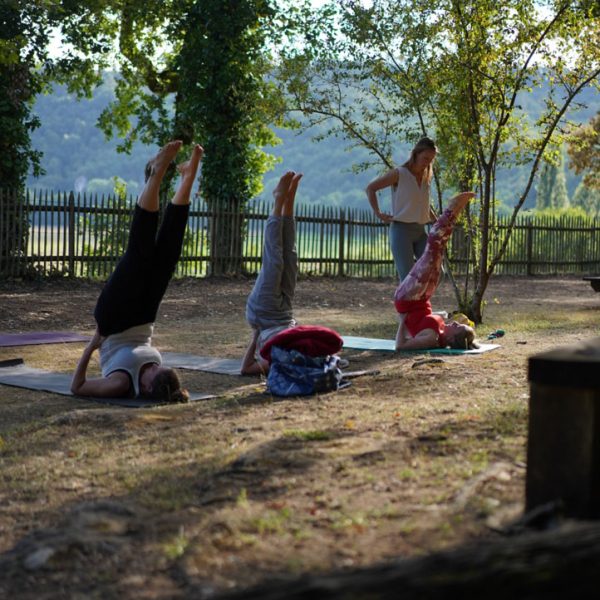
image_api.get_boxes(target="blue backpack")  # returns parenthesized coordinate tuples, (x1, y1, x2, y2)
(266, 346, 343, 397)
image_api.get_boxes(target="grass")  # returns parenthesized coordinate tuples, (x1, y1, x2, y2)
(0, 274, 598, 598)
(283, 429, 336, 441)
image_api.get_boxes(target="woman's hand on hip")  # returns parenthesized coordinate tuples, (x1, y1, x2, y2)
(376, 211, 394, 223)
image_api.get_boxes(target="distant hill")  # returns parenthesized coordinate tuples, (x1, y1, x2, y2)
(27, 75, 597, 210)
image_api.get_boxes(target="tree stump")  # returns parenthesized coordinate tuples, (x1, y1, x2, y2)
(527, 338, 600, 518)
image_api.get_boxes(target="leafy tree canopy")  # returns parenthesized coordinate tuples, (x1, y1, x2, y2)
(567, 111, 600, 190)
(275, 0, 600, 321)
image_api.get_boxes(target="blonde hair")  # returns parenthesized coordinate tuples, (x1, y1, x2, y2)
(402, 137, 438, 185)
(447, 325, 478, 350)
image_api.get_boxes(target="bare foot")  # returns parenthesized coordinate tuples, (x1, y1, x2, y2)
(171, 144, 204, 206)
(289, 173, 303, 199)
(177, 144, 204, 181)
(283, 173, 303, 216)
(272, 171, 295, 215)
(273, 171, 295, 201)
(449, 191, 476, 214)
(144, 140, 183, 182)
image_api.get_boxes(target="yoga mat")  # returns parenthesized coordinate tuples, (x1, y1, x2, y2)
(0, 331, 89, 347)
(162, 352, 243, 376)
(341, 336, 500, 355)
(0, 360, 215, 408)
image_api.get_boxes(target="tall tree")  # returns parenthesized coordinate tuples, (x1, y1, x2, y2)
(177, 0, 280, 275)
(276, 0, 600, 322)
(550, 154, 570, 209)
(536, 162, 557, 210)
(536, 150, 570, 210)
(572, 181, 600, 216)
(68, 0, 281, 275)
(0, 0, 107, 276)
(567, 111, 600, 190)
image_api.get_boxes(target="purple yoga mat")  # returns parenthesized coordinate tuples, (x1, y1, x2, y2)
(0, 331, 89, 347)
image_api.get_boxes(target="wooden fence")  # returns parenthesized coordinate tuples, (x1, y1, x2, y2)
(2, 189, 600, 279)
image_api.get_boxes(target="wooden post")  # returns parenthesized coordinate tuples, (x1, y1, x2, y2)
(526, 221, 533, 276)
(209, 206, 217, 276)
(338, 208, 345, 277)
(68, 192, 75, 277)
(527, 338, 600, 518)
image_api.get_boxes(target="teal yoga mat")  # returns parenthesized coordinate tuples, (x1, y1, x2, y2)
(0, 359, 215, 407)
(341, 336, 500, 354)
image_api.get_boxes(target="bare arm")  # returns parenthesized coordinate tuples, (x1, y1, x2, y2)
(241, 330, 270, 376)
(365, 169, 399, 223)
(71, 330, 130, 397)
(429, 205, 438, 223)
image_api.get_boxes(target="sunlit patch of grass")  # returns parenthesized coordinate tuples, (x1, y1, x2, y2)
(123, 467, 197, 511)
(492, 310, 595, 335)
(163, 526, 190, 560)
(469, 449, 489, 470)
(245, 507, 294, 535)
(398, 468, 417, 481)
(236, 487, 249, 508)
(485, 401, 528, 437)
(283, 429, 335, 442)
(438, 521, 454, 538)
(328, 504, 402, 534)
(331, 510, 369, 532)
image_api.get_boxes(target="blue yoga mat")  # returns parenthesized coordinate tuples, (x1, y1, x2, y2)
(341, 336, 500, 355)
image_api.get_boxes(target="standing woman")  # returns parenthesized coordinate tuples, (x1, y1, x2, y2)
(366, 137, 438, 282)
(71, 140, 203, 401)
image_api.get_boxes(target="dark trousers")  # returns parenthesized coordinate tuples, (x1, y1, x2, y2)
(94, 203, 189, 337)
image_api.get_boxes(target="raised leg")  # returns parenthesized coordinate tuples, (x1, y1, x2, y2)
(148, 144, 204, 314)
(245, 171, 300, 329)
(395, 192, 474, 303)
(170, 144, 204, 206)
(281, 172, 303, 302)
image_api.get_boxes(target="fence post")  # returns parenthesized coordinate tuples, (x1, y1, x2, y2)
(526, 222, 533, 276)
(68, 192, 75, 277)
(209, 206, 217, 276)
(338, 208, 345, 277)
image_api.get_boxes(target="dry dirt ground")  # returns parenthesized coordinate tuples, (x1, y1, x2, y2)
(0, 274, 599, 599)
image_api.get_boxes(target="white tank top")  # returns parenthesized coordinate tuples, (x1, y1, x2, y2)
(391, 166, 431, 224)
(100, 323, 162, 397)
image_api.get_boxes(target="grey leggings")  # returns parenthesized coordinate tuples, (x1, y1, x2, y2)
(245, 215, 297, 330)
(389, 221, 427, 282)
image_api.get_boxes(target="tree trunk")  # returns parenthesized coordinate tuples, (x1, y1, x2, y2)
(469, 268, 491, 324)
(208, 198, 246, 276)
(214, 522, 600, 600)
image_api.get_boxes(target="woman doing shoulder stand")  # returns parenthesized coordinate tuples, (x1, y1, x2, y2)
(241, 171, 303, 376)
(366, 137, 438, 282)
(71, 141, 203, 401)
(394, 190, 478, 351)
(241, 170, 344, 376)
